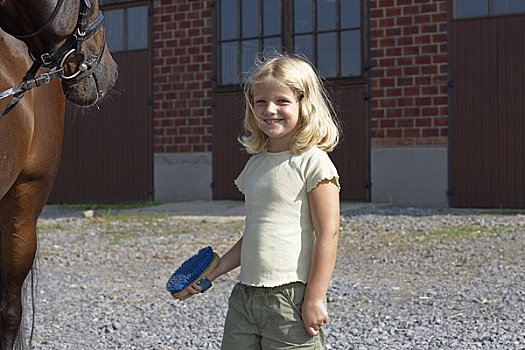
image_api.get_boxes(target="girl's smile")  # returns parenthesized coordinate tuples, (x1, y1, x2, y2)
(252, 78, 300, 152)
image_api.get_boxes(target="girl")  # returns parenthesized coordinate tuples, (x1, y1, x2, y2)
(181, 54, 341, 349)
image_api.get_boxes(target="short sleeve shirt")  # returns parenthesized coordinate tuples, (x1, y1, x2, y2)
(234, 146, 340, 287)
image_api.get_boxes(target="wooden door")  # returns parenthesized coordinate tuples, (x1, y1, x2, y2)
(48, 2, 152, 203)
(449, 14, 525, 207)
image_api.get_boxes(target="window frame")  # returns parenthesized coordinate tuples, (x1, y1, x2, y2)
(102, 1, 151, 53)
(213, 0, 368, 90)
(452, 0, 525, 20)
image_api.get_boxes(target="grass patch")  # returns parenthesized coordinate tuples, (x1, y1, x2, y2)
(416, 224, 513, 243)
(98, 212, 169, 221)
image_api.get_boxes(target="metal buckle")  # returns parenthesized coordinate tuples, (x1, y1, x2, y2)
(40, 53, 54, 66)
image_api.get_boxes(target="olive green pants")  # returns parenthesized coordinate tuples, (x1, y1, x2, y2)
(221, 282, 325, 350)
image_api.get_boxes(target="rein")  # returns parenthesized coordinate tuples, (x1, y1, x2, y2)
(0, 0, 105, 119)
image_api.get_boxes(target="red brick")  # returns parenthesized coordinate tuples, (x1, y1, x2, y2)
(386, 109, 402, 117)
(415, 118, 431, 127)
(403, 87, 420, 96)
(415, 138, 432, 145)
(403, 6, 420, 15)
(396, 16, 413, 26)
(434, 117, 448, 127)
(422, 128, 439, 137)
(372, 130, 386, 138)
(387, 129, 403, 138)
(404, 128, 420, 137)
(380, 99, 397, 107)
(397, 139, 414, 146)
(422, 107, 438, 116)
(402, 108, 419, 117)
(380, 120, 396, 128)
(398, 97, 414, 106)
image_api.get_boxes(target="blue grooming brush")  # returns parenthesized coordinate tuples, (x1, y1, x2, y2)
(166, 246, 219, 299)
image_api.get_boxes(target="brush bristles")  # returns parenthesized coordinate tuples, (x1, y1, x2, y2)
(166, 246, 214, 293)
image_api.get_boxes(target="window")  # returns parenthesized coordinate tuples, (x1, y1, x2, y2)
(293, 0, 361, 78)
(218, 0, 283, 85)
(216, 0, 363, 86)
(104, 5, 149, 52)
(454, 0, 525, 19)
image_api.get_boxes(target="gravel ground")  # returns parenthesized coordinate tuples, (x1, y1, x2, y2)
(19, 206, 525, 349)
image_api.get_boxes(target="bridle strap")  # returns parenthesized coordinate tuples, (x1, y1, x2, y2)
(76, 10, 105, 52)
(31, 10, 104, 69)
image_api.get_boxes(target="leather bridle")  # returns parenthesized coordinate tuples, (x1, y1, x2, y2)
(0, 0, 106, 118)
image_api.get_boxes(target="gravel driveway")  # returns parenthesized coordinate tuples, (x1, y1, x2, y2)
(20, 205, 525, 349)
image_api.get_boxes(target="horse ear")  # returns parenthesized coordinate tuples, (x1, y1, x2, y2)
(83, 0, 92, 9)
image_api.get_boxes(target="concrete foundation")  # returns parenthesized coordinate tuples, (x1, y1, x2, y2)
(371, 146, 448, 207)
(154, 152, 212, 202)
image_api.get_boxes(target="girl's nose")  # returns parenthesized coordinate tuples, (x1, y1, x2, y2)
(265, 102, 277, 115)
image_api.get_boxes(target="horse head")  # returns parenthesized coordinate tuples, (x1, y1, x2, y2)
(0, 0, 118, 107)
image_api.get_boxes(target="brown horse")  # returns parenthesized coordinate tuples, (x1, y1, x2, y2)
(0, 0, 117, 348)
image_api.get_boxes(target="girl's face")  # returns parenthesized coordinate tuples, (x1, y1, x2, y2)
(252, 78, 300, 153)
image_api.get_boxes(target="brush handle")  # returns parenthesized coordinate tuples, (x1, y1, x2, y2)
(195, 276, 212, 292)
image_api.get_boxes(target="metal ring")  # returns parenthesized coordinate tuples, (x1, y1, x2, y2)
(60, 49, 86, 80)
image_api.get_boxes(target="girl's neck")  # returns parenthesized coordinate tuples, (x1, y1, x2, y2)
(267, 141, 291, 153)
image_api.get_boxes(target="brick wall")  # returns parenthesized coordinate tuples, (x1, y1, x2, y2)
(153, 0, 213, 153)
(370, 0, 448, 146)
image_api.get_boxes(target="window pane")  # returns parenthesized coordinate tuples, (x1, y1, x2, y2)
(263, 0, 281, 36)
(104, 9, 123, 52)
(492, 0, 525, 15)
(317, 0, 336, 31)
(294, 0, 312, 33)
(294, 34, 313, 63)
(454, 0, 489, 18)
(263, 36, 282, 53)
(242, 39, 259, 74)
(341, 0, 360, 29)
(242, 0, 259, 38)
(341, 30, 361, 77)
(221, 0, 237, 40)
(127, 6, 148, 50)
(317, 32, 336, 77)
(221, 42, 238, 85)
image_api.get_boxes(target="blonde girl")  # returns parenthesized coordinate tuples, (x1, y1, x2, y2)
(182, 54, 341, 350)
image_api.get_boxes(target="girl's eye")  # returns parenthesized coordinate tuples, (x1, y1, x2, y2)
(255, 99, 265, 105)
(278, 99, 290, 104)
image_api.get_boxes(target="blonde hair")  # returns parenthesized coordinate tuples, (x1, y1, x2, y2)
(239, 54, 340, 155)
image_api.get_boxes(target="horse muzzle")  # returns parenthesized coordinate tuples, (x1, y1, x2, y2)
(62, 49, 118, 107)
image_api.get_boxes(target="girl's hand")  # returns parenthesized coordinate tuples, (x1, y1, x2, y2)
(178, 282, 203, 301)
(301, 298, 328, 336)
(178, 236, 244, 302)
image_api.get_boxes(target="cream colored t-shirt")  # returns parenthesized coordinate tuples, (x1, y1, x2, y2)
(234, 146, 340, 287)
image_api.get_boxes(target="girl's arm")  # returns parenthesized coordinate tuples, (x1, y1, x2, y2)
(303, 179, 340, 336)
(179, 237, 243, 301)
